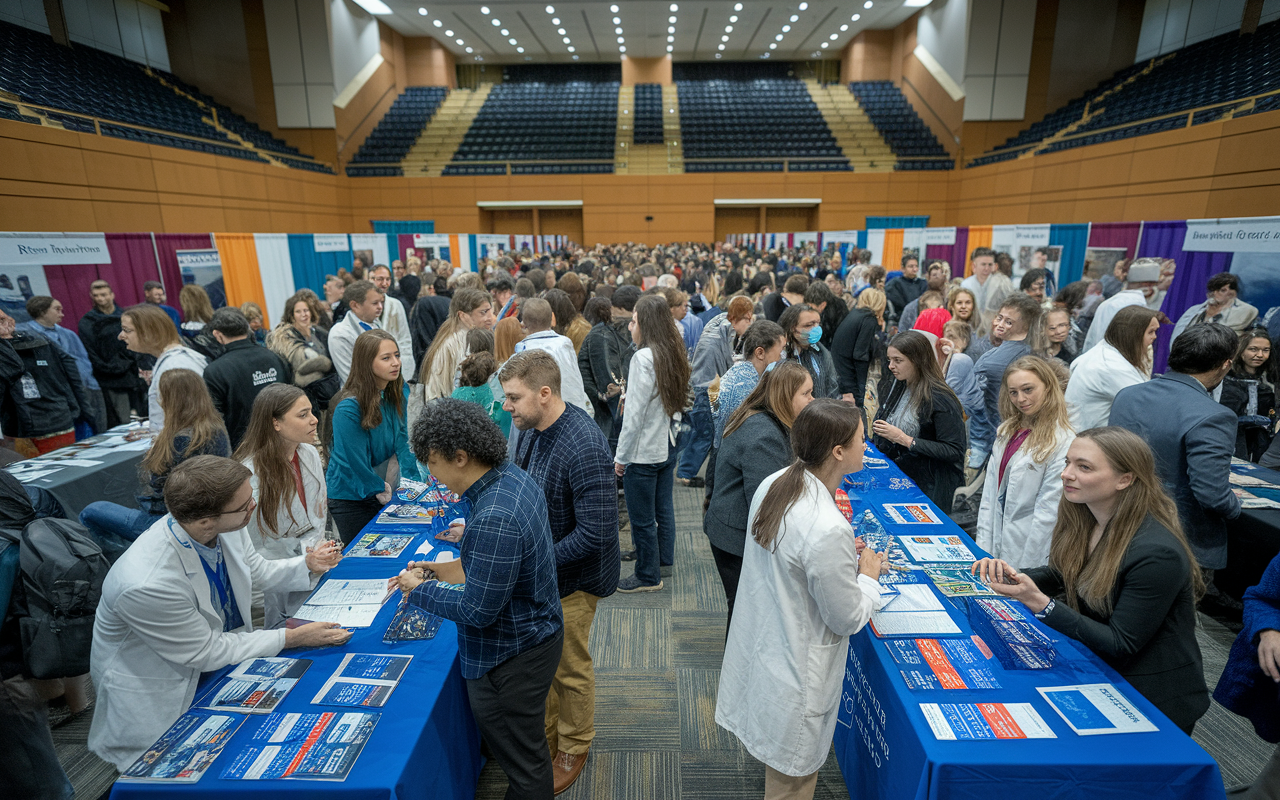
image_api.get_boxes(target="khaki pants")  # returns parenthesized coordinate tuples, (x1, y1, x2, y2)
(545, 591, 600, 755)
(764, 765, 819, 800)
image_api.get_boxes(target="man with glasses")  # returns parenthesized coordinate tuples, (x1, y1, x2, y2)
(88, 455, 350, 771)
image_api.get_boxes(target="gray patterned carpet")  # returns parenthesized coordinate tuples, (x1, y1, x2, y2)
(58, 484, 1275, 799)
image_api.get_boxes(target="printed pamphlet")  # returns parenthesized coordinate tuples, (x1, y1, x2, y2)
(899, 535, 976, 563)
(120, 709, 245, 782)
(923, 565, 999, 597)
(311, 653, 412, 708)
(220, 711, 379, 781)
(1036, 683, 1158, 735)
(346, 533, 415, 558)
(882, 503, 944, 525)
(199, 657, 311, 714)
(884, 637, 1001, 690)
(920, 702, 1056, 740)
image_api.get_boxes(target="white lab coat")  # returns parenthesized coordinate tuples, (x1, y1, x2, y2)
(1082, 290, 1148, 352)
(716, 469, 883, 777)
(88, 515, 313, 770)
(976, 425, 1075, 568)
(1065, 341, 1148, 431)
(378, 297, 416, 379)
(147, 345, 207, 432)
(243, 443, 327, 627)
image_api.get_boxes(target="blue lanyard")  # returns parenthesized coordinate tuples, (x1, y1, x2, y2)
(198, 552, 231, 612)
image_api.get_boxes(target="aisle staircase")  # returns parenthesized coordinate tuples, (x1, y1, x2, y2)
(147, 68, 291, 168)
(613, 84, 635, 173)
(401, 84, 492, 177)
(805, 80, 896, 172)
(618, 85, 683, 174)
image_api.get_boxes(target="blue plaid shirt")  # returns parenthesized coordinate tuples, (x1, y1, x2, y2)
(408, 461, 563, 679)
(514, 404, 620, 599)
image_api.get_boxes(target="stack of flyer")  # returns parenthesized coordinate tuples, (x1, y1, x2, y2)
(199, 657, 311, 714)
(292, 579, 396, 628)
(312, 653, 413, 708)
(119, 709, 245, 782)
(220, 711, 380, 781)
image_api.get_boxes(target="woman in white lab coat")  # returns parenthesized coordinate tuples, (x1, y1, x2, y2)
(235, 384, 329, 627)
(716, 399, 887, 799)
(977, 356, 1075, 568)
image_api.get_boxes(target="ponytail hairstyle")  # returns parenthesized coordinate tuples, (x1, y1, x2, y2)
(740, 318, 785, 364)
(418, 288, 492, 385)
(723, 360, 810, 438)
(233, 384, 313, 538)
(1049, 427, 1203, 614)
(752, 398, 863, 551)
(632, 294, 691, 416)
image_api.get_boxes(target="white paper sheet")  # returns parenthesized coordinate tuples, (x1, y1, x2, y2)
(870, 610, 961, 636)
(294, 604, 384, 628)
(7, 468, 62, 481)
(306, 579, 393, 607)
(877, 583, 945, 612)
(42, 459, 103, 467)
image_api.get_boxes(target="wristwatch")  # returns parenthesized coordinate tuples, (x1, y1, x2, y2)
(1034, 598, 1056, 620)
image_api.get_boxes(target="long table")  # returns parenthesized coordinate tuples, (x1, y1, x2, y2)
(833, 444, 1227, 800)
(1220, 460, 1280, 601)
(110, 504, 483, 800)
(4, 424, 149, 516)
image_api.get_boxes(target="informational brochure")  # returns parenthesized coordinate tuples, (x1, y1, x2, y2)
(920, 702, 1056, 740)
(307, 579, 394, 607)
(1233, 488, 1280, 509)
(376, 503, 443, 524)
(199, 657, 311, 714)
(968, 598, 1058, 670)
(1036, 684, 1158, 735)
(870, 609, 962, 637)
(884, 637, 1001, 690)
(882, 503, 944, 525)
(899, 535, 975, 563)
(312, 653, 412, 708)
(346, 533, 415, 558)
(120, 709, 245, 782)
(1229, 470, 1274, 488)
(220, 711, 379, 781)
(923, 565, 999, 597)
(878, 583, 945, 613)
(292, 603, 386, 628)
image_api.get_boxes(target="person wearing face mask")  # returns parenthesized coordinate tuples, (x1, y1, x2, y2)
(969, 294, 1043, 468)
(1082, 258, 1170, 352)
(88, 455, 348, 771)
(976, 356, 1076, 568)
(972, 427, 1209, 734)
(705, 362, 814, 632)
(1109, 323, 1243, 614)
(1064, 305, 1160, 431)
(778, 303, 841, 401)
(871, 331, 967, 510)
(1171, 272, 1258, 344)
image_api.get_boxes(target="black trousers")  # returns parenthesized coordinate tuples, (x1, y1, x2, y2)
(328, 495, 385, 545)
(466, 631, 565, 800)
(710, 542, 743, 635)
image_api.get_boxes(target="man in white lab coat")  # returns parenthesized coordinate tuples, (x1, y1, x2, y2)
(88, 455, 350, 771)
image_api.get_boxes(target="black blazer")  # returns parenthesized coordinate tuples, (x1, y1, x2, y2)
(704, 411, 791, 557)
(872, 382, 965, 512)
(1023, 515, 1209, 732)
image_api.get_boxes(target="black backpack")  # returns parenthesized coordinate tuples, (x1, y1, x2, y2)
(0, 518, 109, 679)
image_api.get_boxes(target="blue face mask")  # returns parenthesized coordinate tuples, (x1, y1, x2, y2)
(807, 325, 823, 346)
(765, 360, 780, 373)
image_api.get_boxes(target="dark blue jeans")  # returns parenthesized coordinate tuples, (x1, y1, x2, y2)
(623, 445, 677, 586)
(79, 501, 163, 559)
(676, 389, 713, 481)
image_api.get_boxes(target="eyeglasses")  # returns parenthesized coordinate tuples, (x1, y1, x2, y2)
(220, 496, 256, 517)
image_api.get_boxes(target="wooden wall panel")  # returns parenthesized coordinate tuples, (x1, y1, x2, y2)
(621, 57, 673, 86)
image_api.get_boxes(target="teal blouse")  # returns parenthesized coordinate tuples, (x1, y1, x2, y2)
(326, 385, 421, 501)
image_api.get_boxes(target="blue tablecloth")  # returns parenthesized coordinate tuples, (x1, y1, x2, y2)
(110, 508, 482, 800)
(833, 445, 1227, 800)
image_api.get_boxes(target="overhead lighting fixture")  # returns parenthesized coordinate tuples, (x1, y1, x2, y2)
(828, 33, 838, 39)
(615, 27, 623, 34)
(445, 29, 453, 36)
(904, 0, 932, 5)
(432, 19, 441, 27)
(417, 8, 427, 16)
(545, 5, 555, 13)
(517, 46, 524, 52)
(491, 19, 500, 26)
(465, 46, 473, 52)
(668, 16, 677, 24)
(799, 2, 808, 9)
(620, 45, 627, 52)
(782, 25, 791, 32)
(500, 29, 509, 35)
(730, 15, 738, 22)
(821, 42, 829, 48)
(852, 13, 860, 20)
(840, 24, 848, 31)
(568, 45, 575, 52)
(456, 38, 464, 44)
(508, 38, 516, 44)
(613, 17, 621, 24)
(769, 42, 777, 49)
(790, 14, 799, 21)
(352, 0, 391, 13)
(717, 43, 725, 50)
(667, 44, 673, 51)
(562, 36, 570, 43)
(480, 6, 489, 14)
(610, 4, 619, 11)
(725, 25, 733, 32)
(557, 27, 566, 34)
(572, 54, 579, 60)
(668, 26, 675, 33)
(775, 33, 784, 40)
(864, 1, 873, 7)
(617, 36, 625, 43)
(721, 35, 729, 41)
(667, 35, 674, 42)
(670, 3, 679, 10)
(734, 2, 743, 9)
(715, 53, 722, 58)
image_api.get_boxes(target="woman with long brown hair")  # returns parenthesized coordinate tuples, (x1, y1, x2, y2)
(973, 427, 1209, 733)
(119, 303, 208, 432)
(326, 329, 420, 542)
(704, 361, 813, 630)
(976, 355, 1076, 568)
(716, 399, 887, 796)
(545, 288, 591, 353)
(871, 331, 967, 510)
(236, 383, 331, 626)
(79, 369, 229, 551)
(614, 294, 691, 593)
(1064, 304, 1159, 431)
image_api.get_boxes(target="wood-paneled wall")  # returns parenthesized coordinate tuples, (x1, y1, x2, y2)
(3, 109, 1280, 243)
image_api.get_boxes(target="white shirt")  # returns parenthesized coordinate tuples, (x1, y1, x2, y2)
(976, 425, 1075, 568)
(514, 330, 591, 415)
(613, 347, 675, 466)
(378, 298, 415, 379)
(328, 311, 379, 384)
(1082, 289, 1148, 352)
(148, 346, 207, 432)
(88, 516, 313, 770)
(1065, 341, 1148, 431)
(716, 469, 882, 777)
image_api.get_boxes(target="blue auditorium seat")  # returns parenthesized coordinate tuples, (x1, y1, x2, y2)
(848, 81, 952, 170)
(349, 86, 449, 168)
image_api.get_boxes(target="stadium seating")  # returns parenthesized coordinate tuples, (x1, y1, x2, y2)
(676, 62, 848, 172)
(0, 20, 331, 172)
(346, 86, 449, 177)
(848, 81, 953, 170)
(633, 83, 665, 145)
(969, 19, 1280, 167)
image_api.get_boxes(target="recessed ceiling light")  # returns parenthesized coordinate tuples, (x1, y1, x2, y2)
(730, 15, 738, 22)
(352, 0, 391, 13)
(775, 33, 784, 40)
(455, 38, 464, 44)
(721, 35, 729, 41)
(667, 35, 674, 42)
(417, 8, 427, 16)
(667, 26, 675, 33)
(491, 19, 499, 26)
(517, 46, 524, 52)
(562, 36, 570, 43)
(557, 28, 566, 34)
(715, 52, 722, 58)
(864, 1, 873, 7)
(782, 25, 791, 32)
(568, 45, 575, 52)
(573, 54, 579, 59)
(612, 17, 621, 24)
(769, 42, 777, 49)
(821, 42, 829, 48)
(799, 2, 808, 9)
(840, 24, 848, 31)
(500, 29, 508, 36)
(617, 36, 625, 43)
(445, 29, 453, 36)
(725, 25, 733, 32)
(432, 19, 441, 27)
(465, 46, 473, 52)
(852, 13, 860, 20)
(615, 27, 623, 35)
(734, 2, 743, 9)
(717, 43, 725, 49)
(828, 33, 838, 40)
(670, 3, 679, 10)
(667, 44, 673, 51)
(790, 14, 799, 22)
(610, 4, 619, 12)
(480, 6, 489, 14)
(545, 5, 555, 13)
(620, 45, 626, 52)
(508, 38, 516, 44)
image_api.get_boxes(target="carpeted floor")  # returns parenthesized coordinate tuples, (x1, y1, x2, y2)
(58, 482, 1276, 799)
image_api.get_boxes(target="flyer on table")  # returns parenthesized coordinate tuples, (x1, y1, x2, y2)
(1037, 683, 1159, 735)
(920, 702, 1057, 740)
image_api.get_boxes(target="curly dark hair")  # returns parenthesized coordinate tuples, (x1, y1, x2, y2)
(410, 398, 508, 468)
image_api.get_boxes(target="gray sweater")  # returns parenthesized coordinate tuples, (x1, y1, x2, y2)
(704, 411, 792, 556)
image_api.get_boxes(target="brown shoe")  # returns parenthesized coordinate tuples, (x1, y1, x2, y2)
(552, 750, 588, 795)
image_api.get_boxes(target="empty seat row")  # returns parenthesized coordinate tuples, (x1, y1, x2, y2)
(350, 86, 449, 165)
(450, 80, 618, 165)
(633, 83, 664, 145)
(849, 81, 950, 165)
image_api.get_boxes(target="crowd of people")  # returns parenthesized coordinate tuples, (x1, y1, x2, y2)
(4, 239, 1280, 800)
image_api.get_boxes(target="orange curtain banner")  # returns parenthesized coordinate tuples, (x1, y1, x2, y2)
(882, 229, 905, 272)
(964, 226, 993, 276)
(214, 232, 271, 326)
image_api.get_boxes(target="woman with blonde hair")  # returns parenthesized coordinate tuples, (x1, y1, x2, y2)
(79, 369, 229, 550)
(973, 427, 1208, 733)
(118, 303, 207, 432)
(976, 355, 1075, 568)
(717, 400, 887, 797)
(417, 288, 495, 402)
(236, 383, 329, 625)
(705, 361, 813, 628)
